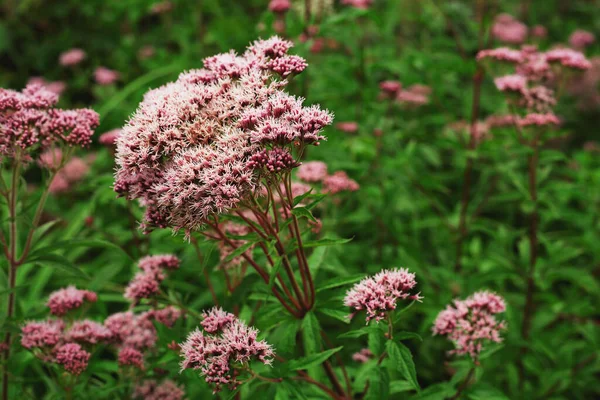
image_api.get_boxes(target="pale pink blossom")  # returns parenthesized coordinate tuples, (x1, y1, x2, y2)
(149, 306, 183, 328)
(352, 348, 373, 363)
(47, 286, 97, 316)
(322, 171, 359, 194)
(519, 113, 561, 127)
(138, 45, 156, 60)
(200, 307, 236, 334)
(336, 121, 359, 133)
(494, 74, 527, 93)
(545, 48, 592, 70)
(59, 48, 86, 67)
(269, 0, 291, 14)
(531, 25, 547, 39)
(94, 67, 120, 85)
(433, 291, 506, 358)
(104, 311, 157, 350)
(54, 343, 90, 375)
(491, 14, 528, 44)
(344, 268, 423, 323)
(138, 254, 180, 274)
(118, 347, 144, 369)
(477, 48, 523, 63)
(27, 77, 66, 96)
(98, 128, 121, 147)
(65, 320, 112, 344)
(133, 379, 185, 400)
(569, 30, 595, 49)
(180, 309, 274, 392)
(297, 161, 328, 183)
(396, 85, 430, 106)
(125, 272, 161, 301)
(20, 320, 64, 349)
(341, 0, 373, 9)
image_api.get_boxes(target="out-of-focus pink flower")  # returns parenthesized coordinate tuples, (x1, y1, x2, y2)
(396, 84, 430, 106)
(99, 128, 122, 147)
(485, 114, 517, 128)
(519, 113, 561, 127)
(379, 80, 402, 96)
(569, 30, 595, 49)
(21, 320, 64, 349)
(433, 291, 506, 358)
(133, 379, 185, 400)
(59, 48, 86, 67)
(94, 67, 120, 86)
(491, 13, 528, 44)
(118, 347, 145, 369)
(352, 348, 373, 363)
(104, 311, 157, 350)
(344, 268, 423, 323)
(269, 0, 290, 14)
(494, 74, 527, 93)
(47, 286, 97, 316)
(297, 161, 328, 183)
(341, 0, 373, 9)
(180, 309, 274, 392)
(125, 272, 161, 301)
(477, 48, 523, 63)
(27, 77, 66, 96)
(310, 37, 326, 53)
(54, 343, 90, 375)
(322, 171, 359, 194)
(148, 306, 183, 328)
(138, 254, 180, 275)
(531, 25, 547, 39)
(138, 45, 156, 60)
(44, 155, 90, 194)
(335, 121, 359, 133)
(65, 320, 112, 344)
(545, 48, 592, 70)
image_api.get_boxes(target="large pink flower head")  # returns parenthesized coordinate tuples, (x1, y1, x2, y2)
(114, 37, 332, 234)
(545, 48, 592, 70)
(59, 48, 86, 67)
(344, 268, 423, 323)
(297, 160, 328, 183)
(47, 286, 97, 316)
(54, 343, 90, 375)
(433, 291, 506, 359)
(180, 307, 274, 393)
(21, 319, 64, 349)
(133, 379, 185, 400)
(569, 30, 595, 49)
(0, 84, 98, 160)
(491, 13, 528, 44)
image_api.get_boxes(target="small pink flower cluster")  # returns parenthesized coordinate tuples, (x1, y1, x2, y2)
(344, 268, 423, 323)
(114, 37, 332, 234)
(98, 128, 122, 147)
(46, 286, 97, 316)
(491, 13, 528, 45)
(180, 307, 274, 393)
(125, 254, 180, 302)
(59, 48, 86, 67)
(478, 43, 591, 127)
(268, 0, 290, 14)
(341, 0, 373, 9)
(569, 30, 595, 49)
(27, 77, 66, 96)
(296, 161, 359, 195)
(352, 348, 373, 363)
(432, 291, 506, 359)
(0, 84, 98, 160)
(94, 67, 120, 86)
(378, 80, 430, 106)
(38, 149, 90, 194)
(133, 379, 185, 400)
(336, 121, 359, 133)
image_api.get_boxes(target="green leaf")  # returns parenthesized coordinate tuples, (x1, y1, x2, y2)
(287, 346, 343, 371)
(29, 253, 89, 279)
(364, 366, 390, 400)
(316, 273, 365, 292)
(385, 341, 420, 391)
(303, 237, 353, 248)
(317, 308, 350, 324)
(390, 380, 413, 394)
(368, 326, 385, 355)
(268, 256, 283, 288)
(223, 241, 255, 263)
(293, 188, 315, 206)
(30, 239, 132, 261)
(395, 331, 423, 342)
(338, 326, 370, 339)
(302, 312, 321, 355)
(291, 206, 317, 222)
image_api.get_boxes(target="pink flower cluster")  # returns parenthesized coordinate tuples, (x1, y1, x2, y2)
(47, 286, 97, 316)
(59, 48, 86, 67)
(352, 348, 373, 363)
(125, 254, 180, 301)
(378, 80, 430, 106)
(27, 77, 66, 96)
(0, 84, 98, 159)
(269, 0, 290, 14)
(54, 343, 90, 375)
(296, 161, 359, 195)
(133, 379, 185, 400)
(322, 171, 359, 194)
(297, 161, 328, 182)
(491, 13, 528, 44)
(569, 30, 595, 49)
(180, 307, 274, 392)
(344, 268, 423, 323)
(114, 37, 332, 233)
(38, 149, 90, 194)
(433, 291, 506, 358)
(94, 67, 120, 85)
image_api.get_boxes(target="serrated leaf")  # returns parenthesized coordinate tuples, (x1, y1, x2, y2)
(385, 341, 420, 391)
(338, 326, 371, 339)
(223, 241, 255, 263)
(291, 206, 317, 222)
(287, 346, 343, 371)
